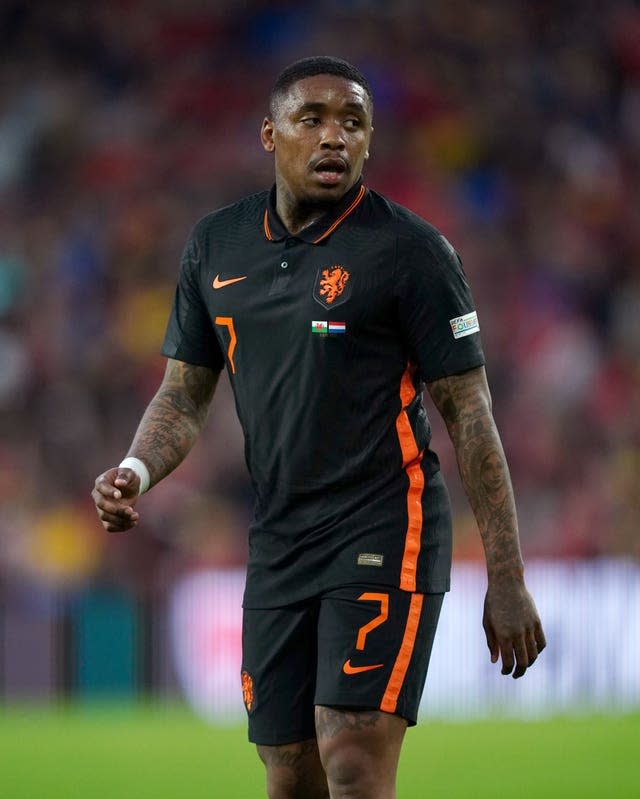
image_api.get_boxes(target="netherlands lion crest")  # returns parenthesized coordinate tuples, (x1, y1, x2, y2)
(313, 265, 352, 309)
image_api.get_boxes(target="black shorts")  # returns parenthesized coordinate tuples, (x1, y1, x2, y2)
(241, 584, 444, 745)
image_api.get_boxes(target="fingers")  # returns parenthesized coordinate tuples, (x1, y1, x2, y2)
(100, 512, 139, 533)
(93, 499, 139, 532)
(483, 586, 546, 679)
(497, 637, 515, 676)
(535, 620, 547, 654)
(484, 622, 499, 665)
(526, 628, 540, 663)
(511, 637, 529, 678)
(114, 469, 140, 491)
(488, 622, 539, 677)
(498, 627, 544, 679)
(95, 499, 139, 527)
(91, 469, 140, 533)
(106, 469, 140, 496)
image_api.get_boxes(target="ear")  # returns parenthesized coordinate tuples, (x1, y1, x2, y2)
(261, 117, 275, 153)
(364, 125, 374, 159)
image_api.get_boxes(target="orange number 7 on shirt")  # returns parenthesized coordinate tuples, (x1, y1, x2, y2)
(215, 316, 237, 374)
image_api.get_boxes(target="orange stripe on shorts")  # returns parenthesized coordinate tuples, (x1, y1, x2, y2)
(380, 593, 424, 714)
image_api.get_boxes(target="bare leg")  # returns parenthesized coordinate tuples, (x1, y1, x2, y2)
(257, 738, 329, 799)
(315, 706, 407, 799)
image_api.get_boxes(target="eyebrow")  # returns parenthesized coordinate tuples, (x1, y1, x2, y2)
(296, 100, 368, 115)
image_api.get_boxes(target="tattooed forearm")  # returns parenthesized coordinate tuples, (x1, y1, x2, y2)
(126, 359, 219, 487)
(427, 366, 524, 582)
(315, 707, 380, 739)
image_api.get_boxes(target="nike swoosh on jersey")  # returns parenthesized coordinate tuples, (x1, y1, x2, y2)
(342, 659, 384, 675)
(212, 274, 248, 289)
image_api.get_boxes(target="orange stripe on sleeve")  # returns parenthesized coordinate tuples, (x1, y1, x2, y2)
(395, 365, 424, 592)
(380, 593, 424, 714)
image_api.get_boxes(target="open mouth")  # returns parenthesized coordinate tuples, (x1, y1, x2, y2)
(313, 157, 348, 183)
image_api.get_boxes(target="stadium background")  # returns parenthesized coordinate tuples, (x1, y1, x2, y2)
(1, 0, 639, 795)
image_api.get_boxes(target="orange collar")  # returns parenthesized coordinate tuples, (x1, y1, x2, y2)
(263, 181, 366, 244)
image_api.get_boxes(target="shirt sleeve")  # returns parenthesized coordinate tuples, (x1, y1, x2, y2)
(395, 221, 485, 383)
(161, 224, 225, 370)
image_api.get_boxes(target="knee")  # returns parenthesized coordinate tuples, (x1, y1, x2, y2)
(259, 741, 328, 799)
(320, 740, 376, 797)
(261, 755, 329, 799)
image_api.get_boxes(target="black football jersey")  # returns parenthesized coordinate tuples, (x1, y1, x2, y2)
(162, 180, 485, 607)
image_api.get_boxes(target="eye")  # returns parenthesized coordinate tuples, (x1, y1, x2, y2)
(300, 116, 320, 127)
(344, 118, 362, 130)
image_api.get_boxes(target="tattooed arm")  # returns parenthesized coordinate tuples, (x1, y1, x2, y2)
(427, 365, 546, 678)
(92, 358, 220, 533)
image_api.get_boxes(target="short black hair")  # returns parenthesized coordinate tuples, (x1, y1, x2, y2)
(269, 56, 373, 119)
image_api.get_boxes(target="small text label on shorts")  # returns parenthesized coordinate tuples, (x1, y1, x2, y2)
(357, 553, 384, 567)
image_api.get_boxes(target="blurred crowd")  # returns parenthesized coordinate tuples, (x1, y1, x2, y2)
(1, 0, 639, 601)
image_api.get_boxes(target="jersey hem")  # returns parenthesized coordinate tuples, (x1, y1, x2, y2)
(241, 577, 451, 609)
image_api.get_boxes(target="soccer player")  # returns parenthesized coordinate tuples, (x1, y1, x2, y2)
(92, 56, 546, 799)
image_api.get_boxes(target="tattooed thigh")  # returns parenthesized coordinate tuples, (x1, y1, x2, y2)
(315, 706, 381, 740)
(257, 738, 320, 770)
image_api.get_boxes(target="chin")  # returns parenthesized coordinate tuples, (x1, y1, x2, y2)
(304, 182, 348, 204)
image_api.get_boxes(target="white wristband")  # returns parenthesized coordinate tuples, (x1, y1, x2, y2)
(119, 457, 150, 495)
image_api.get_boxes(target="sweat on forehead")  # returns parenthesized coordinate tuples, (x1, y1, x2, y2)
(269, 56, 373, 118)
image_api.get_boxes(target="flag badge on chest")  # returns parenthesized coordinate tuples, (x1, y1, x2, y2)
(312, 320, 328, 334)
(311, 320, 347, 335)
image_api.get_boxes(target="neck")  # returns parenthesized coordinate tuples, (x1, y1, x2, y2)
(274, 178, 340, 235)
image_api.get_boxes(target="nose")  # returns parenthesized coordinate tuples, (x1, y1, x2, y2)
(320, 120, 345, 149)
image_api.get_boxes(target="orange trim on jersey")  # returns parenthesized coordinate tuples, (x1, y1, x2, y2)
(313, 184, 366, 243)
(215, 316, 237, 374)
(263, 185, 366, 244)
(380, 593, 424, 714)
(399, 456, 424, 592)
(263, 210, 273, 241)
(395, 365, 424, 592)
(398, 365, 416, 408)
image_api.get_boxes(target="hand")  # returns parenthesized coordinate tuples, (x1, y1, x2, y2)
(482, 580, 546, 678)
(92, 467, 141, 533)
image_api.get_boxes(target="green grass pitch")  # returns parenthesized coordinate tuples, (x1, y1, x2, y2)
(1, 703, 638, 798)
